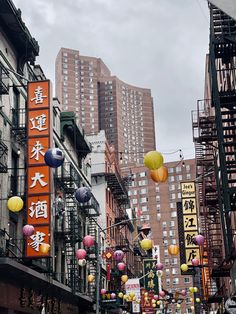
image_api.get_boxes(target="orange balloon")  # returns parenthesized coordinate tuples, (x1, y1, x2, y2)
(39, 243, 50, 254)
(150, 166, 168, 183)
(168, 244, 179, 256)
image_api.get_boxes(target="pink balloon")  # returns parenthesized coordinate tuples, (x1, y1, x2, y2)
(101, 288, 106, 295)
(154, 294, 159, 300)
(181, 289, 187, 296)
(194, 234, 204, 246)
(113, 250, 124, 261)
(117, 262, 126, 271)
(111, 293, 116, 299)
(192, 258, 200, 267)
(156, 262, 164, 270)
(76, 249, 87, 260)
(83, 235, 95, 247)
(159, 291, 165, 298)
(23, 224, 35, 236)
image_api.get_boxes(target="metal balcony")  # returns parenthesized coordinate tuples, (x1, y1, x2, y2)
(0, 62, 9, 95)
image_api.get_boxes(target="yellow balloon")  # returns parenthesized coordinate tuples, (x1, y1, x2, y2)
(152, 299, 156, 303)
(133, 296, 136, 301)
(140, 239, 153, 251)
(121, 275, 128, 283)
(39, 243, 50, 254)
(196, 298, 200, 303)
(193, 287, 198, 293)
(118, 292, 123, 298)
(152, 303, 156, 308)
(88, 274, 95, 283)
(144, 297, 148, 301)
(144, 151, 164, 170)
(189, 287, 195, 293)
(7, 196, 24, 212)
(157, 301, 161, 305)
(180, 264, 188, 272)
(129, 292, 135, 298)
(123, 294, 128, 300)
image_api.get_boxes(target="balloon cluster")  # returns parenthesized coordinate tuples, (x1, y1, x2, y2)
(144, 151, 168, 183)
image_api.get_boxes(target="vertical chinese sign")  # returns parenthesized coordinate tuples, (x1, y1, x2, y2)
(177, 182, 200, 272)
(26, 81, 52, 258)
(143, 259, 159, 294)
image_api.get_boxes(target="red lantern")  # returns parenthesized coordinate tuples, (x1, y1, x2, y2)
(194, 234, 204, 246)
(101, 288, 106, 295)
(181, 289, 187, 296)
(113, 250, 124, 261)
(192, 258, 200, 267)
(117, 262, 126, 271)
(150, 166, 168, 183)
(76, 249, 87, 260)
(83, 235, 95, 247)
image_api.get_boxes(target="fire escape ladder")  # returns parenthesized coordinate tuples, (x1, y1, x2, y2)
(0, 139, 8, 173)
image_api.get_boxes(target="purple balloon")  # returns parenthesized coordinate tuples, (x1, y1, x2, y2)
(113, 250, 125, 261)
(156, 262, 164, 270)
(194, 234, 204, 246)
(23, 224, 35, 236)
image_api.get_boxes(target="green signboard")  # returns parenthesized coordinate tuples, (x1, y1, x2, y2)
(143, 259, 159, 294)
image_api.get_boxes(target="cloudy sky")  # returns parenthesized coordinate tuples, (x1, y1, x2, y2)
(14, 0, 209, 162)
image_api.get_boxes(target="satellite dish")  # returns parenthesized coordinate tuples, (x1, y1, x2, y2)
(225, 298, 236, 314)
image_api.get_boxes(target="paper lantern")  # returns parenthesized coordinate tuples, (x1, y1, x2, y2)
(196, 298, 201, 303)
(192, 258, 200, 267)
(7, 196, 24, 212)
(129, 292, 135, 298)
(39, 243, 50, 254)
(177, 304, 181, 309)
(44, 148, 64, 168)
(76, 249, 87, 260)
(152, 299, 156, 304)
(144, 151, 164, 170)
(157, 301, 161, 305)
(117, 262, 126, 271)
(180, 263, 188, 272)
(154, 295, 159, 300)
(193, 287, 198, 293)
(111, 293, 116, 299)
(75, 187, 92, 203)
(78, 259, 86, 267)
(118, 292, 123, 298)
(168, 244, 179, 255)
(150, 166, 168, 183)
(121, 275, 128, 283)
(191, 306, 195, 310)
(114, 250, 125, 261)
(83, 235, 95, 247)
(23, 224, 35, 236)
(123, 294, 128, 300)
(88, 274, 95, 283)
(189, 287, 195, 293)
(194, 234, 204, 246)
(159, 291, 165, 298)
(156, 262, 164, 270)
(157, 270, 163, 277)
(181, 289, 187, 296)
(140, 239, 153, 251)
(101, 288, 106, 295)
(144, 292, 148, 297)
(152, 303, 156, 308)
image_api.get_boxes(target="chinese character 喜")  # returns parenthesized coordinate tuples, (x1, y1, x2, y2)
(31, 86, 47, 104)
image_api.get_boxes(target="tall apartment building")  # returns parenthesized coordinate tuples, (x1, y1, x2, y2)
(55, 48, 155, 165)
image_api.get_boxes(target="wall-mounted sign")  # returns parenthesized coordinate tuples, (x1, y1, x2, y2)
(26, 80, 52, 258)
(143, 259, 159, 294)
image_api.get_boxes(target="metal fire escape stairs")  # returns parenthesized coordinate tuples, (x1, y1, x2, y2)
(209, 3, 236, 262)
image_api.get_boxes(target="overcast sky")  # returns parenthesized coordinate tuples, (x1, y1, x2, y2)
(14, 0, 209, 162)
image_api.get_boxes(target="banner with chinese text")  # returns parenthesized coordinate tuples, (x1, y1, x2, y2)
(143, 259, 159, 294)
(26, 80, 52, 258)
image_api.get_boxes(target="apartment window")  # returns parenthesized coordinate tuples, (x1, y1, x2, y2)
(168, 168, 174, 173)
(170, 193, 176, 200)
(176, 175, 182, 181)
(176, 166, 181, 173)
(140, 171, 146, 177)
(163, 239, 168, 247)
(141, 206, 148, 212)
(186, 165, 191, 172)
(169, 184, 175, 191)
(132, 199, 137, 205)
(63, 52, 68, 56)
(170, 221, 175, 228)
(164, 250, 168, 257)
(177, 192, 182, 199)
(169, 230, 175, 237)
(171, 211, 177, 218)
(166, 279, 170, 286)
(172, 268, 178, 275)
(187, 173, 191, 180)
(172, 258, 178, 265)
(140, 197, 147, 203)
(162, 221, 167, 229)
(165, 259, 169, 265)
(165, 268, 170, 275)
(170, 202, 176, 209)
(138, 180, 147, 186)
(157, 204, 161, 212)
(184, 277, 190, 283)
(173, 278, 179, 285)
(163, 231, 168, 238)
(168, 176, 175, 182)
(140, 188, 147, 195)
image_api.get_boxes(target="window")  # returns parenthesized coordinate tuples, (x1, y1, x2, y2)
(173, 278, 179, 285)
(170, 193, 176, 200)
(166, 278, 170, 285)
(170, 202, 176, 209)
(177, 192, 182, 199)
(140, 188, 147, 194)
(170, 221, 175, 228)
(169, 184, 175, 191)
(164, 249, 168, 257)
(184, 277, 190, 283)
(168, 168, 174, 173)
(187, 173, 191, 180)
(169, 230, 175, 237)
(140, 197, 147, 203)
(165, 268, 170, 275)
(162, 221, 167, 228)
(176, 166, 181, 173)
(186, 165, 191, 172)
(168, 176, 175, 182)
(141, 205, 148, 212)
(172, 239, 177, 245)
(140, 171, 146, 177)
(171, 211, 177, 218)
(157, 204, 161, 212)
(163, 239, 168, 247)
(176, 175, 182, 181)
(132, 199, 137, 205)
(172, 258, 178, 265)
(163, 231, 168, 238)
(165, 259, 169, 265)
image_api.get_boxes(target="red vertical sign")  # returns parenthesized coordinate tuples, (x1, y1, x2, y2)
(26, 80, 52, 257)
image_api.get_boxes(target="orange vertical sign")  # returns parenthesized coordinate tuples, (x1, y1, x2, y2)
(26, 80, 52, 258)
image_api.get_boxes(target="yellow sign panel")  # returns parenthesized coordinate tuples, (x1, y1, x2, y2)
(185, 248, 200, 265)
(183, 214, 198, 231)
(184, 231, 198, 248)
(181, 182, 195, 198)
(182, 198, 197, 214)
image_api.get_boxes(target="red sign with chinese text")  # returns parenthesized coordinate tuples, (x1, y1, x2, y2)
(26, 80, 52, 258)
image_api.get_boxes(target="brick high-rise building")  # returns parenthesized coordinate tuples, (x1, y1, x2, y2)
(55, 48, 155, 165)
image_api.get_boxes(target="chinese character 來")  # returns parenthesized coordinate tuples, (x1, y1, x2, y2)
(30, 141, 45, 161)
